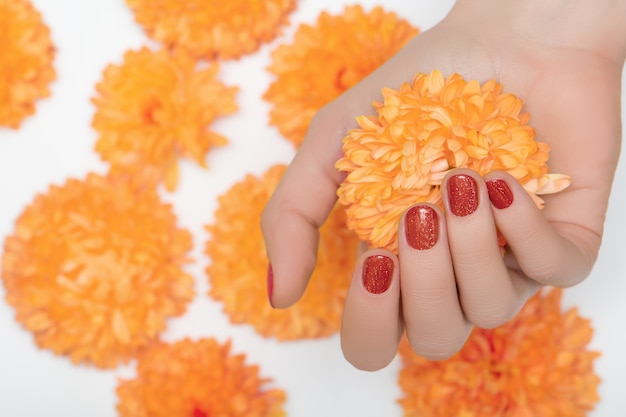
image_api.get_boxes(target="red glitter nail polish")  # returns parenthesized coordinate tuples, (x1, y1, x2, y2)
(362, 255, 393, 294)
(405, 205, 439, 250)
(267, 263, 275, 308)
(486, 179, 514, 209)
(447, 174, 479, 216)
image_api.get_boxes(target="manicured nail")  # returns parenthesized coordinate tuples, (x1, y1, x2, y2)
(362, 255, 393, 295)
(447, 174, 479, 216)
(267, 263, 275, 308)
(405, 205, 439, 250)
(486, 179, 514, 209)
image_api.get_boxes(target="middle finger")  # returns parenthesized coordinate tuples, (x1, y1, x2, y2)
(442, 169, 523, 328)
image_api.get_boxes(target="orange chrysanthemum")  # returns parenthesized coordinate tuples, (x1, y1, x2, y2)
(117, 338, 286, 417)
(398, 288, 601, 417)
(125, 0, 296, 61)
(205, 165, 359, 340)
(1, 173, 195, 368)
(0, 0, 56, 128)
(336, 70, 571, 253)
(92, 47, 238, 191)
(264, 5, 419, 147)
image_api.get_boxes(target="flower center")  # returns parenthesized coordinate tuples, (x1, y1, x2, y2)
(192, 407, 208, 417)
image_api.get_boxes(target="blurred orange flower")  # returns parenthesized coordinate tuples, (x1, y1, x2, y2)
(1, 173, 195, 368)
(0, 0, 56, 129)
(337, 70, 571, 253)
(117, 338, 286, 417)
(264, 5, 418, 147)
(205, 165, 359, 340)
(125, 0, 296, 61)
(92, 47, 238, 191)
(398, 288, 601, 417)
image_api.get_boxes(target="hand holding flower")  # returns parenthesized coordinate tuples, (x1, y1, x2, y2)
(261, 0, 626, 369)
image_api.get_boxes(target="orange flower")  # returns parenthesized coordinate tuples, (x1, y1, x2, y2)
(117, 338, 286, 417)
(336, 70, 571, 253)
(398, 288, 601, 417)
(0, 0, 56, 129)
(205, 165, 359, 340)
(125, 0, 296, 61)
(92, 47, 238, 191)
(1, 173, 195, 368)
(264, 5, 418, 147)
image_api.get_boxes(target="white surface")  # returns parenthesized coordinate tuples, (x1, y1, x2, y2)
(0, 1, 624, 416)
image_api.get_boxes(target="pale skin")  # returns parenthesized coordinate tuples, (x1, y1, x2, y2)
(261, 0, 626, 371)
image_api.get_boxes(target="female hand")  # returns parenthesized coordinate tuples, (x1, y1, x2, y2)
(261, 0, 626, 370)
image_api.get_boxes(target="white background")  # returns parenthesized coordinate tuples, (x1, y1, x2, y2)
(1, 1, 625, 416)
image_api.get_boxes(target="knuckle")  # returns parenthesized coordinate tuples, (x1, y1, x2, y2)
(521, 257, 562, 285)
(467, 303, 515, 329)
(409, 335, 468, 361)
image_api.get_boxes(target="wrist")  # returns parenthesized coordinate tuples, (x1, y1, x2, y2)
(446, 0, 626, 63)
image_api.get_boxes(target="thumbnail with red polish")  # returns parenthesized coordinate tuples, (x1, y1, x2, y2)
(447, 174, 479, 216)
(486, 179, 514, 209)
(267, 263, 275, 308)
(405, 205, 439, 250)
(362, 255, 393, 294)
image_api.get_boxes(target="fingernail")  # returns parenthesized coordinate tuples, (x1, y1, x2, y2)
(447, 174, 479, 216)
(486, 179, 514, 209)
(405, 205, 439, 250)
(267, 263, 275, 308)
(362, 255, 393, 295)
